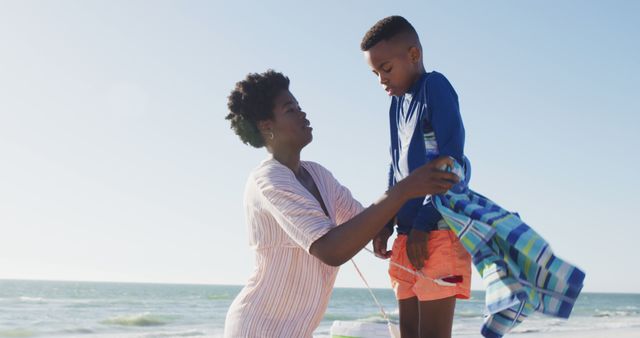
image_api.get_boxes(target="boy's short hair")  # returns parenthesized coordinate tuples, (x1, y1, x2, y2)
(360, 15, 419, 51)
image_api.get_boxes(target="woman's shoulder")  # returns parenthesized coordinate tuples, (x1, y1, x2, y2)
(249, 158, 291, 186)
(301, 160, 335, 179)
(301, 159, 326, 170)
(247, 159, 335, 188)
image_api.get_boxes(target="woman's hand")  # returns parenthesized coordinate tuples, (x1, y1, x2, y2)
(397, 156, 459, 199)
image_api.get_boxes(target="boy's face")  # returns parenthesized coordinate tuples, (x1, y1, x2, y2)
(364, 39, 421, 97)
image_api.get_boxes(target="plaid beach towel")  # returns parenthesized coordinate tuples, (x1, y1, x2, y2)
(433, 158, 585, 338)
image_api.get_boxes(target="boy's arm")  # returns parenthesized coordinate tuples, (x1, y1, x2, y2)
(384, 163, 396, 232)
(408, 202, 440, 270)
(428, 72, 465, 164)
(406, 73, 465, 269)
(412, 72, 464, 233)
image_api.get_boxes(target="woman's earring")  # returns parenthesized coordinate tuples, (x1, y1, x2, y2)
(269, 131, 274, 140)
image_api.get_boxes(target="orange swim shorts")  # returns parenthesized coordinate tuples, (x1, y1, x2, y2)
(389, 229, 472, 301)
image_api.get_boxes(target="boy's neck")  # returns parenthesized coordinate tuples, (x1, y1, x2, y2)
(406, 67, 427, 95)
(411, 64, 426, 84)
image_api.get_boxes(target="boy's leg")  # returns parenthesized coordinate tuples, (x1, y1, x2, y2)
(398, 296, 419, 337)
(389, 235, 421, 337)
(413, 230, 472, 338)
(418, 296, 456, 338)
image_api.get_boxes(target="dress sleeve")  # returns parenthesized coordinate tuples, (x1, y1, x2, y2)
(254, 165, 335, 252)
(308, 162, 364, 226)
(333, 179, 365, 226)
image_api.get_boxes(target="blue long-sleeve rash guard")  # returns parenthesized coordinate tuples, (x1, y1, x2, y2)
(386, 71, 466, 234)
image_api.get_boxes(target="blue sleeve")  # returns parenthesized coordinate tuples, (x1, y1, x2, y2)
(427, 72, 465, 164)
(385, 163, 396, 232)
(412, 73, 465, 232)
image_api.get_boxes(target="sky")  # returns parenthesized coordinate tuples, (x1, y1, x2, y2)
(0, 1, 639, 293)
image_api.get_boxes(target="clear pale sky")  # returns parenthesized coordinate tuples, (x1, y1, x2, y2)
(1, 1, 638, 293)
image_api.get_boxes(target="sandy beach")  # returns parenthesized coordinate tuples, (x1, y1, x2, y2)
(513, 328, 640, 338)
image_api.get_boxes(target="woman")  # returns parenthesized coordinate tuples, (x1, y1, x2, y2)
(223, 70, 458, 337)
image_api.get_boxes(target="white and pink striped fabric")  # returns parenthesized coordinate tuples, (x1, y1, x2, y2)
(224, 157, 364, 338)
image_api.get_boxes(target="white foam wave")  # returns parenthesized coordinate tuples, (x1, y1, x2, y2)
(101, 313, 172, 327)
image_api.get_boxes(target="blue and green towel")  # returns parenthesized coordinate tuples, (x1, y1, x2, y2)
(433, 158, 585, 338)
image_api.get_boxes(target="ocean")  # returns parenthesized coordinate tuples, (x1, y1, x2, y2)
(1, 279, 639, 337)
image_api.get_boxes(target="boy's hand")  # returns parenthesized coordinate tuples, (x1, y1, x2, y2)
(372, 227, 393, 259)
(406, 228, 429, 270)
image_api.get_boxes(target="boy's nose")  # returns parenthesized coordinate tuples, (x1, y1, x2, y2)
(378, 74, 389, 85)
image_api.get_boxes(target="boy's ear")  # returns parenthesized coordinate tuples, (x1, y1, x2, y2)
(408, 46, 421, 64)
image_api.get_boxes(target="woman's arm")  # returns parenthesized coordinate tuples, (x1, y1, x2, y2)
(309, 156, 458, 266)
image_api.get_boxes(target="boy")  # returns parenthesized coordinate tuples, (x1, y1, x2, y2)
(361, 16, 472, 338)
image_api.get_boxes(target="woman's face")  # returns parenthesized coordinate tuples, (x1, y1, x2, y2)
(263, 90, 312, 150)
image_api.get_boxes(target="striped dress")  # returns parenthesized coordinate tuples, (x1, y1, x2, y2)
(224, 157, 364, 338)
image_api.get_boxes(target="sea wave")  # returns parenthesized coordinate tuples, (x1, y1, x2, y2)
(0, 329, 37, 338)
(206, 294, 232, 300)
(57, 328, 94, 335)
(321, 313, 359, 321)
(455, 310, 484, 318)
(101, 313, 173, 327)
(511, 328, 543, 334)
(64, 301, 101, 308)
(17, 297, 45, 303)
(594, 310, 639, 318)
(141, 329, 205, 337)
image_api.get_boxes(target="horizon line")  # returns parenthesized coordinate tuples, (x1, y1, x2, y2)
(1, 278, 635, 295)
